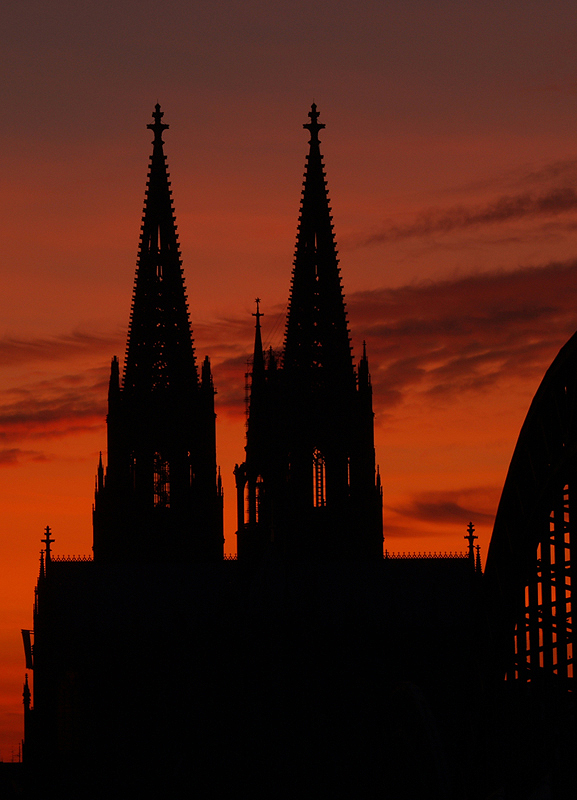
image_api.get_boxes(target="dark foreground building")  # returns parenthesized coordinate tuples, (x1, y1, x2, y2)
(18, 106, 576, 799)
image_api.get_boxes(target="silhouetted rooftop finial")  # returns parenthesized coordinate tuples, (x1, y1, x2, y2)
(475, 543, 482, 574)
(304, 103, 325, 144)
(253, 297, 263, 328)
(147, 103, 169, 146)
(42, 525, 54, 563)
(252, 298, 265, 378)
(465, 521, 478, 562)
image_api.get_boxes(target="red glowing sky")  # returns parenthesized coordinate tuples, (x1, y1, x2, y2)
(3, 0, 577, 758)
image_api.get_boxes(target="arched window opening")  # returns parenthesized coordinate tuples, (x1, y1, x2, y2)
(313, 449, 326, 508)
(153, 452, 170, 508)
(255, 475, 264, 523)
(244, 482, 250, 526)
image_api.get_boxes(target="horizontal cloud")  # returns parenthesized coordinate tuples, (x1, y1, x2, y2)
(390, 486, 499, 529)
(0, 329, 123, 367)
(351, 187, 577, 247)
(0, 368, 108, 443)
(0, 448, 48, 466)
(347, 260, 577, 410)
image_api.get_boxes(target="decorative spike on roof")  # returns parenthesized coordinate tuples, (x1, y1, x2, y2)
(252, 297, 265, 379)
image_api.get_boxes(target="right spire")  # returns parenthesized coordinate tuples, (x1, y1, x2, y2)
(283, 104, 354, 388)
(236, 105, 383, 561)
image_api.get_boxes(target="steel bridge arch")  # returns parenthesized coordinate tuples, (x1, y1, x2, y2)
(484, 330, 577, 684)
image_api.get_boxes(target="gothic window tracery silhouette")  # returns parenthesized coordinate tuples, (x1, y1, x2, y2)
(313, 448, 326, 508)
(153, 452, 170, 508)
(255, 475, 264, 523)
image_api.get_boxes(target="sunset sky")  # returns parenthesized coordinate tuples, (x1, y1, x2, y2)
(3, 0, 577, 757)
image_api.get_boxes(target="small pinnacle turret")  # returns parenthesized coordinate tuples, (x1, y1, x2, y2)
(252, 298, 265, 380)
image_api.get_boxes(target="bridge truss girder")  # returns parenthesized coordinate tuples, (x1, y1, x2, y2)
(485, 331, 577, 685)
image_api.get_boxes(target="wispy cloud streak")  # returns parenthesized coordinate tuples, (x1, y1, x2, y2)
(391, 486, 499, 527)
(0, 369, 108, 448)
(353, 187, 577, 247)
(0, 330, 123, 367)
(348, 260, 577, 409)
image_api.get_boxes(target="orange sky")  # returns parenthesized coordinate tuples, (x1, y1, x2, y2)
(3, 0, 577, 760)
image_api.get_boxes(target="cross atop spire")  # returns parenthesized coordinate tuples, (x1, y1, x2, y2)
(303, 103, 325, 144)
(253, 297, 263, 326)
(147, 103, 169, 146)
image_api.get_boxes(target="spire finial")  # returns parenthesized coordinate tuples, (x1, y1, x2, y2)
(251, 298, 265, 379)
(465, 521, 477, 561)
(147, 103, 169, 146)
(253, 297, 263, 328)
(303, 103, 325, 144)
(41, 525, 54, 562)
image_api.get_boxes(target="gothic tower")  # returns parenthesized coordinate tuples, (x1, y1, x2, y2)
(93, 105, 223, 562)
(236, 105, 383, 560)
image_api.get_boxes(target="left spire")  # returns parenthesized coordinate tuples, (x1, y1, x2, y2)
(93, 106, 223, 563)
(123, 104, 198, 399)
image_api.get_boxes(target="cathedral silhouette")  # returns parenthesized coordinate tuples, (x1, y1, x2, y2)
(18, 106, 577, 798)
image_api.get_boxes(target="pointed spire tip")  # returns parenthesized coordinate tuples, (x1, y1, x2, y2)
(147, 103, 169, 146)
(303, 103, 325, 144)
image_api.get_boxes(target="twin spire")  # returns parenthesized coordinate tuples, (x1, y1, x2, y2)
(95, 102, 379, 564)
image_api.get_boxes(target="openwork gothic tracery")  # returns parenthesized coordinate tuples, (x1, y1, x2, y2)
(153, 452, 170, 508)
(313, 448, 326, 508)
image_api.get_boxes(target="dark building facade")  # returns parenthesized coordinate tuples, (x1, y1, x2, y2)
(19, 104, 576, 799)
